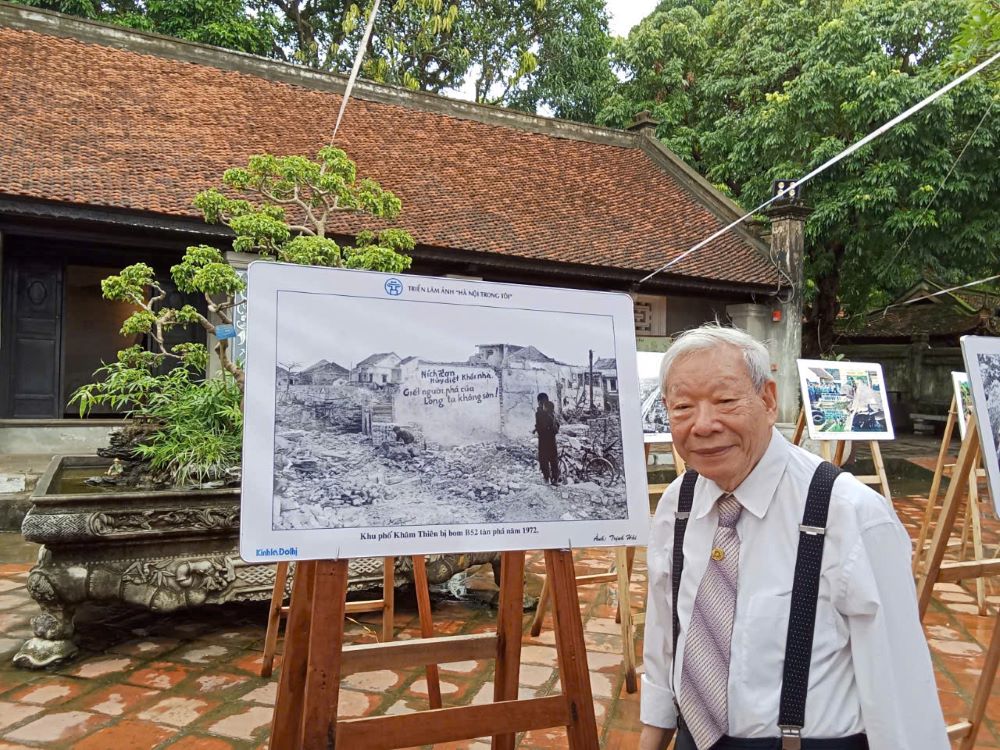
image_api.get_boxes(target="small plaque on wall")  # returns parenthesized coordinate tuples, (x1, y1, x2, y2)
(632, 294, 667, 336)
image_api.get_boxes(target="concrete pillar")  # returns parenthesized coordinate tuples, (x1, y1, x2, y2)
(764, 202, 812, 423)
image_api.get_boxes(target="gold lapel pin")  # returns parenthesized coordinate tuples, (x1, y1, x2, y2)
(711, 547, 725, 561)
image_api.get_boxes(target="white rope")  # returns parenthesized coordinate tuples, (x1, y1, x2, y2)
(331, 0, 382, 143)
(880, 274, 1000, 315)
(638, 49, 1000, 285)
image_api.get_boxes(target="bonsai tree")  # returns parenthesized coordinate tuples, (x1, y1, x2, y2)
(71, 147, 414, 486)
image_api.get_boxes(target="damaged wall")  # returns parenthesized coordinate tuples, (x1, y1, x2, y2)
(392, 364, 501, 446)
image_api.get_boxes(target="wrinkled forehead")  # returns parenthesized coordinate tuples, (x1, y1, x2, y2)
(665, 346, 753, 389)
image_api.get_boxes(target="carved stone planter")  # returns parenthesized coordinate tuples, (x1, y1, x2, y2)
(14, 456, 499, 668)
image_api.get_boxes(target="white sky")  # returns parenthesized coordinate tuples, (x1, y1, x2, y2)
(449, 0, 659, 103)
(274, 291, 617, 370)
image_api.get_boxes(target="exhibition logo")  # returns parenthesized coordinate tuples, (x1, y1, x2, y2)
(384, 278, 403, 297)
(255, 547, 298, 557)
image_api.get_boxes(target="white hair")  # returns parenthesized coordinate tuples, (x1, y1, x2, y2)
(659, 323, 773, 394)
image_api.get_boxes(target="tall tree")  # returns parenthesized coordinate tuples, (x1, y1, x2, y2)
(21, 0, 280, 55)
(601, 0, 999, 355)
(19, 0, 614, 118)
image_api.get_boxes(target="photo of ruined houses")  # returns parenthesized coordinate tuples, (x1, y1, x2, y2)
(637, 350, 670, 442)
(271, 290, 628, 530)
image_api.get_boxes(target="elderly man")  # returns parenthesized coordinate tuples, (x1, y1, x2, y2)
(640, 324, 948, 750)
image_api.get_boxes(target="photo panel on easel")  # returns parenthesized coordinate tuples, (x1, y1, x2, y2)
(796, 359, 895, 441)
(637, 349, 671, 444)
(240, 263, 651, 562)
(951, 371, 975, 440)
(960, 336, 1000, 516)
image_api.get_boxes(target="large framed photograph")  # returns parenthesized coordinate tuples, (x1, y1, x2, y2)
(241, 263, 650, 562)
(951, 371, 975, 439)
(638, 350, 670, 443)
(960, 336, 1000, 515)
(797, 360, 894, 440)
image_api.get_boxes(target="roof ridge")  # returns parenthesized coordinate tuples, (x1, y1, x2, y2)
(0, 1, 639, 149)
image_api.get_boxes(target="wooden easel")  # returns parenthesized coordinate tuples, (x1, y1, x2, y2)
(792, 408, 892, 500)
(916, 420, 1000, 750)
(261, 556, 443, 708)
(911, 397, 990, 614)
(269, 550, 599, 749)
(527, 440, 684, 695)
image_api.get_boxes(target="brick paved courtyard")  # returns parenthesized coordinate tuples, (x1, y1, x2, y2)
(0, 462, 997, 748)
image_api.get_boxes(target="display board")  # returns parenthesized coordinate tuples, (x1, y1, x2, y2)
(797, 359, 895, 440)
(960, 336, 1000, 514)
(241, 263, 650, 562)
(638, 350, 670, 443)
(952, 371, 975, 439)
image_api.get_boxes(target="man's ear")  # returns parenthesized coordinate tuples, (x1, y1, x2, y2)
(762, 380, 778, 424)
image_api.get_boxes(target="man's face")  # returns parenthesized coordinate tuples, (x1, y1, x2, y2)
(663, 345, 778, 492)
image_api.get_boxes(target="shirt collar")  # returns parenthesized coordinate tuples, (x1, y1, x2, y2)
(694, 427, 790, 520)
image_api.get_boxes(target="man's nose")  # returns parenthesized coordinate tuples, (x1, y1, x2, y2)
(690, 403, 719, 434)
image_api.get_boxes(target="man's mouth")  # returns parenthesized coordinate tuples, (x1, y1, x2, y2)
(691, 446, 732, 457)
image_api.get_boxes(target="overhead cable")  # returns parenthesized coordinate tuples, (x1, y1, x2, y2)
(638, 49, 1000, 286)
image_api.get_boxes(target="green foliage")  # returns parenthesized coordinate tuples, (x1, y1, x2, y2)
(20, 0, 614, 119)
(601, 0, 1000, 354)
(69, 345, 177, 417)
(70, 347, 241, 486)
(132, 373, 244, 486)
(950, 0, 1000, 71)
(73, 147, 415, 485)
(18, 0, 280, 56)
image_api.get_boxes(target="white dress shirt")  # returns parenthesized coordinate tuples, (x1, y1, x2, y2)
(641, 428, 949, 750)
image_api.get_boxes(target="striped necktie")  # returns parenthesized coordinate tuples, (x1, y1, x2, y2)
(679, 493, 743, 750)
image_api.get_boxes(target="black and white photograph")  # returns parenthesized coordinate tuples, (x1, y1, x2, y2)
(961, 336, 1000, 515)
(240, 264, 649, 561)
(638, 350, 670, 443)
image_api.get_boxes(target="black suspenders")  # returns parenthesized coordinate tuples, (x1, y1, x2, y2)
(671, 461, 841, 750)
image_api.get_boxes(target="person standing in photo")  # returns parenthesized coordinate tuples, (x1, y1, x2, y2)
(533, 393, 560, 485)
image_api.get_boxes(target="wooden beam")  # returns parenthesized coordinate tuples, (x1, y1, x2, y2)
(335, 696, 569, 749)
(947, 721, 972, 739)
(936, 558, 1000, 583)
(340, 633, 497, 675)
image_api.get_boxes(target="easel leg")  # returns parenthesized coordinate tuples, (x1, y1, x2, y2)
(261, 560, 290, 678)
(966, 465, 987, 616)
(614, 547, 636, 625)
(412, 555, 442, 710)
(819, 441, 833, 462)
(615, 546, 638, 694)
(792, 408, 806, 446)
(913, 399, 957, 573)
(300, 560, 349, 750)
(832, 440, 846, 466)
(671, 443, 686, 475)
(957, 609, 1000, 750)
(918, 422, 981, 619)
(869, 441, 892, 502)
(546, 549, 600, 750)
(271, 560, 317, 748)
(529, 572, 551, 638)
(382, 556, 395, 643)
(492, 551, 526, 750)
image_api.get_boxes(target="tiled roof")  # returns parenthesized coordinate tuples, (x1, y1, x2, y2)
(355, 352, 398, 368)
(839, 301, 999, 340)
(0, 22, 779, 288)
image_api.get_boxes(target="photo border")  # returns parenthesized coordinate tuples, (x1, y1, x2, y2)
(796, 359, 895, 441)
(240, 262, 651, 562)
